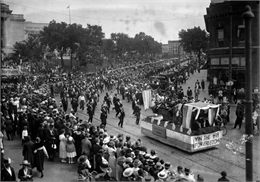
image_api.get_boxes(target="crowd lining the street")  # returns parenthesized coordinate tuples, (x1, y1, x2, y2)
(2, 58, 257, 182)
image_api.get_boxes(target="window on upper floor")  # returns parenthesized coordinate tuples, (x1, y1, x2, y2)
(218, 29, 224, 47)
(237, 24, 245, 46)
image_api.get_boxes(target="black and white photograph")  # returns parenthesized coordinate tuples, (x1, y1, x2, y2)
(0, 0, 259, 181)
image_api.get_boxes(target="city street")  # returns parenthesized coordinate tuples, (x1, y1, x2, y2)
(3, 69, 260, 182)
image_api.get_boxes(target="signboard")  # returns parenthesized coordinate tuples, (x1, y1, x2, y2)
(232, 57, 239, 65)
(192, 131, 221, 149)
(152, 125, 166, 138)
(1, 69, 21, 76)
(221, 57, 229, 65)
(211, 58, 219, 65)
(241, 57, 245, 66)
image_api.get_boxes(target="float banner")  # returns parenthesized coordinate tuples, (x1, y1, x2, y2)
(192, 131, 221, 149)
(142, 89, 152, 110)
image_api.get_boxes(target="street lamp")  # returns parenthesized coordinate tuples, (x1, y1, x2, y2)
(242, 5, 254, 182)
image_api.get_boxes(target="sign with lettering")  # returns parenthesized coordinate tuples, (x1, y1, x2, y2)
(211, 58, 219, 65)
(192, 131, 221, 149)
(221, 58, 229, 65)
(152, 125, 166, 138)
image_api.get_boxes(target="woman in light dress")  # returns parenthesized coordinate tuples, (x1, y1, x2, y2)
(59, 129, 67, 163)
(107, 141, 116, 178)
(66, 132, 77, 164)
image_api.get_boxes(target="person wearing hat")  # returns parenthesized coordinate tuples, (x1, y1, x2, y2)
(133, 159, 142, 177)
(77, 155, 91, 180)
(153, 161, 163, 178)
(122, 167, 134, 181)
(18, 160, 33, 181)
(23, 136, 35, 169)
(142, 175, 155, 182)
(45, 121, 58, 162)
(34, 137, 49, 178)
(118, 106, 125, 128)
(157, 170, 168, 181)
(115, 149, 126, 181)
(1, 158, 16, 181)
(95, 163, 112, 181)
(218, 171, 230, 182)
(183, 168, 195, 182)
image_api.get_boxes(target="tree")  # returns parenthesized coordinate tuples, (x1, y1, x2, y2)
(12, 34, 44, 64)
(178, 26, 208, 72)
(40, 20, 68, 67)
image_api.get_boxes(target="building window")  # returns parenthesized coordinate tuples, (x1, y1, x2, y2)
(218, 29, 224, 47)
(237, 24, 245, 46)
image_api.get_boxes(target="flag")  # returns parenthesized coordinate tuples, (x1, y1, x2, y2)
(67, 5, 70, 9)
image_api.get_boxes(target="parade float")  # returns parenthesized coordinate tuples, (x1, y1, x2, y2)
(141, 101, 223, 152)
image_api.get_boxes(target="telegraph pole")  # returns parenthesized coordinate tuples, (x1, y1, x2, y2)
(242, 5, 254, 182)
(229, 6, 233, 102)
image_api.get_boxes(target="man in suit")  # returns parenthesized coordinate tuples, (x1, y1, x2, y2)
(1, 158, 16, 181)
(81, 133, 92, 159)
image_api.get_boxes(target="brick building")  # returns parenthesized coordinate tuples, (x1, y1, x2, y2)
(204, 0, 259, 89)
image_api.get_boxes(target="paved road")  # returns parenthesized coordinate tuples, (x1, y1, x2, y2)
(3, 69, 260, 182)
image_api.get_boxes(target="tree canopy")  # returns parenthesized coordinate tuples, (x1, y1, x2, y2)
(178, 26, 208, 72)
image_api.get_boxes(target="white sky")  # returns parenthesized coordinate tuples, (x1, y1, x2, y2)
(3, 0, 211, 44)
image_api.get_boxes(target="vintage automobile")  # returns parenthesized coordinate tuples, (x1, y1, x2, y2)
(141, 102, 222, 153)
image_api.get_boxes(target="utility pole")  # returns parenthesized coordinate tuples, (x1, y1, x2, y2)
(242, 5, 254, 182)
(229, 6, 233, 103)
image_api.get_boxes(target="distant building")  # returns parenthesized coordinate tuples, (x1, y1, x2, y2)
(24, 21, 48, 39)
(162, 44, 169, 54)
(204, 0, 259, 89)
(1, 3, 48, 57)
(1, 3, 25, 54)
(163, 40, 186, 57)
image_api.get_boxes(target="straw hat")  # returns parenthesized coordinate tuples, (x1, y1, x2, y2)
(157, 170, 168, 179)
(20, 160, 30, 166)
(123, 168, 134, 177)
(103, 137, 110, 144)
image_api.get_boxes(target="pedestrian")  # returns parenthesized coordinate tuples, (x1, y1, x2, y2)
(61, 97, 68, 112)
(66, 132, 76, 164)
(218, 88, 224, 103)
(45, 122, 58, 161)
(187, 87, 193, 100)
(22, 136, 35, 169)
(87, 103, 94, 123)
(1, 158, 16, 181)
(21, 126, 29, 145)
(201, 79, 205, 91)
(194, 88, 200, 101)
(4, 116, 14, 141)
(59, 129, 67, 163)
(195, 80, 200, 90)
(233, 103, 244, 129)
(78, 93, 85, 111)
(81, 132, 92, 159)
(18, 160, 33, 181)
(217, 171, 230, 182)
(34, 137, 49, 178)
(100, 106, 108, 128)
(135, 104, 141, 125)
(118, 107, 125, 128)
(232, 88, 237, 104)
